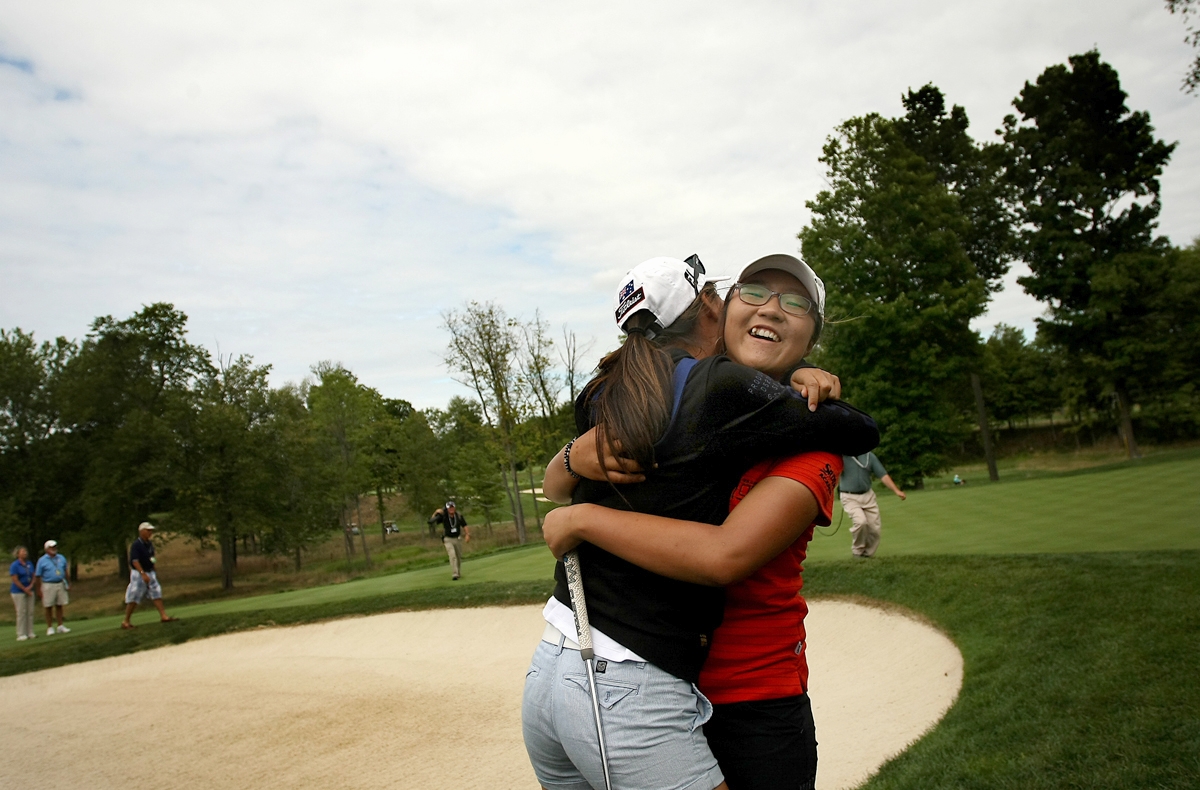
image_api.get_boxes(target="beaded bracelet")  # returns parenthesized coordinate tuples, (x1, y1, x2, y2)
(563, 439, 582, 480)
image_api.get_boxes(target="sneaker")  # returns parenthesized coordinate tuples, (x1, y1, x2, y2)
(56, 625, 70, 634)
(452, 575, 460, 581)
(17, 635, 27, 641)
(48, 627, 56, 636)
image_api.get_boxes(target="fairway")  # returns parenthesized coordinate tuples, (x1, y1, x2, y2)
(806, 452, 1200, 560)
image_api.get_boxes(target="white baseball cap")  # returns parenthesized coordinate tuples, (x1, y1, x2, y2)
(613, 255, 728, 335)
(735, 254, 825, 319)
(44, 539, 57, 549)
(138, 521, 157, 531)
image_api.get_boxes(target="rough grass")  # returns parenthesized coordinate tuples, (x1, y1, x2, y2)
(806, 552, 1200, 790)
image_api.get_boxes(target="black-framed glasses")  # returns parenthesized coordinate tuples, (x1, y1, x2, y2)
(733, 283, 815, 317)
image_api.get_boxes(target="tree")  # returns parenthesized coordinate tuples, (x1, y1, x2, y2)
(559, 326, 594, 404)
(394, 408, 448, 532)
(800, 90, 993, 486)
(980, 325, 1062, 429)
(442, 302, 529, 542)
(436, 397, 506, 532)
(172, 355, 277, 589)
(58, 304, 209, 576)
(258, 383, 342, 571)
(307, 362, 381, 565)
(0, 329, 79, 556)
(1003, 51, 1177, 456)
(1167, 0, 1200, 93)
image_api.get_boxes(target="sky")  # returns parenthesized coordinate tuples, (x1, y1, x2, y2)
(1, 1, 1196, 408)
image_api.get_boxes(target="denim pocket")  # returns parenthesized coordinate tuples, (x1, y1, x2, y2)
(690, 684, 714, 732)
(563, 674, 640, 710)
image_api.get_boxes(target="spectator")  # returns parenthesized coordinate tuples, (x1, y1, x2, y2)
(9, 546, 36, 641)
(840, 452, 906, 558)
(428, 501, 470, 580)
(120, 522, 177, 629)
(35, 539, 70, 635)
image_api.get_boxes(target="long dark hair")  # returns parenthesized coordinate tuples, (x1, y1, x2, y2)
(582, 283, 719, 472)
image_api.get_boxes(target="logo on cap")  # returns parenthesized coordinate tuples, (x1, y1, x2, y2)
(615, 283, 646, 325)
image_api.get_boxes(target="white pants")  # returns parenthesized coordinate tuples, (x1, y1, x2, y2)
(11, 593, 36, 639)
(841, 489, 882, 557)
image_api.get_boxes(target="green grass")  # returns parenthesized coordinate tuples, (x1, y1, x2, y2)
(807, 553, 1200, 789)
(4, 452, 1199, 787)
(806, 449, 1200, 560)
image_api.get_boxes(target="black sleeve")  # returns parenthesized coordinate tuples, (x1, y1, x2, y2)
(673, 355, 879, 465)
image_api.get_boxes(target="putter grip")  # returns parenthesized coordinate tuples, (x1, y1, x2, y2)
(563, 551, 595, 659)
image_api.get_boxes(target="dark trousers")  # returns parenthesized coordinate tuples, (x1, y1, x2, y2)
(705, 693, 817, 790)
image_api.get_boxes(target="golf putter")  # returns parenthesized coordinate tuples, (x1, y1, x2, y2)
(563, 550, 614, 790)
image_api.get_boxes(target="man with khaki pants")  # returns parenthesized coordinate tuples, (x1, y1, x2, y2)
(428, 501, 470, 580)
(839, 452, 906, 558)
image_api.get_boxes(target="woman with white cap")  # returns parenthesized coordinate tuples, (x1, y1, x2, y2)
(543, 253, 839, 790)
(522, 254, 876, 790)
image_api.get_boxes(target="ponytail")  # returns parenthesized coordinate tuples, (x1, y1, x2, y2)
(583, 283, 719, 471)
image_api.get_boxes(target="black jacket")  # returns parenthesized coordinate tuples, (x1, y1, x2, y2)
(552, 349, 878, 683)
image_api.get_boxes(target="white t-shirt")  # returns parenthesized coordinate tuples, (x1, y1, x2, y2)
(542, 597, 647, 663)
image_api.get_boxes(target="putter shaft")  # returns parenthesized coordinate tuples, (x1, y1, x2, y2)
(564, 551, 614, 790)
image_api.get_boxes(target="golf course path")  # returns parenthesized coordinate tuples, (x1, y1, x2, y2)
(0, 601, 961, 789)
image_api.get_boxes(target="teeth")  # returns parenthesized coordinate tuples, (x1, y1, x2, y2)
(750, 327, 780, 342)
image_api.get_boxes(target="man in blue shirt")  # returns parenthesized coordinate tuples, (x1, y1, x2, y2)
(840, 452, 906, 558)
(121, 522, 176, 629)
(35, 540, 71, 635)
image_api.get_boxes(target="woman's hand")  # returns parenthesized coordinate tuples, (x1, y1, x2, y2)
(570, 428, 646, 484)
(790, 367, 841, 411)
(543, 504, 590, 559)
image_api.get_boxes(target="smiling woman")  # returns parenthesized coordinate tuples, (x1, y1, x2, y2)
(722, 253, 825, 381)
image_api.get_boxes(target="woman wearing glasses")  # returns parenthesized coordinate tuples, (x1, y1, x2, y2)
(523, 254, 873, 790)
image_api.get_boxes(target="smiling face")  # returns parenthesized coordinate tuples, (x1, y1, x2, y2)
(723, 268, 817, 380)
(17, 547, 28, 561)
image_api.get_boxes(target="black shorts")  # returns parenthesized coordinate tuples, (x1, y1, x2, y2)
(705, 693, 817, 790)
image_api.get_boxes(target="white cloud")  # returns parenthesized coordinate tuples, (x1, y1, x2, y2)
(1, 0, 1196, 406)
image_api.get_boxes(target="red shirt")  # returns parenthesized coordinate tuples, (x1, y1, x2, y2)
(698, 451, 842, 704)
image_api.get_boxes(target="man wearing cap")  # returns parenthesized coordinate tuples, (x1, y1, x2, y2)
(428, 502, 470, 580)
(34, 540, 71, 635)
(121, 522, 176, 629)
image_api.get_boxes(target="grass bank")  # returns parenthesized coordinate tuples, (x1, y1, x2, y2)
(806, 552, 1200, 789)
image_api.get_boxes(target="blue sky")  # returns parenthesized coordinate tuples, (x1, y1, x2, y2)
(1, 1, 1196, 408)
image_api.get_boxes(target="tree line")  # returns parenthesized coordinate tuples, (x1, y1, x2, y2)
(803, 50, 1199, 486)
(0, 303, 583, 588)
(4, 50, 1198, 575)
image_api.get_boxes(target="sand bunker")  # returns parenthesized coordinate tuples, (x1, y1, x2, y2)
(0, 601, 960, 790)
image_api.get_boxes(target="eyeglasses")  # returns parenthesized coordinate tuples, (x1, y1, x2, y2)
(733, 283, 815, 317)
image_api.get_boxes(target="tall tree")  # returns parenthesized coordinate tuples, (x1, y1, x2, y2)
(307, 362, 380, 565)
(258, 383, 342, 571)
(173, 355, 276, 589)
(1003, 50, 1177, 457)
(800, 91, 993, 486)
(442, 302, 528, 542)
(0, 329, 78, 555)
(58, 304, 209, 575)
